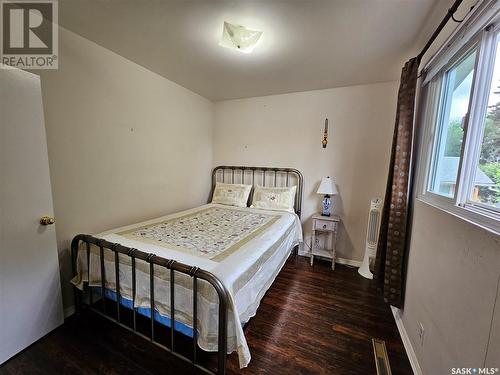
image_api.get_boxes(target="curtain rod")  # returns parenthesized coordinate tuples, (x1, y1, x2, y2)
(417, 0, 464, 63)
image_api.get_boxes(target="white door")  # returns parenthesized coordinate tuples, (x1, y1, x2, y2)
(0, 67, 64, 364)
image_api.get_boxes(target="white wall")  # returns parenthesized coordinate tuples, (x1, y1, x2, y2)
(213, 82, 399, 261)
(37, 27, 214, 309)
(403, 202, 499, 371)
(399, 1, 500, 373)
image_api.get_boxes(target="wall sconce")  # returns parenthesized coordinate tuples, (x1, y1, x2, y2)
(322, 118, 328, 148)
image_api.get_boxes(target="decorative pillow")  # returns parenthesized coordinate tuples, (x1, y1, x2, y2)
(211, 182, 252, 207)
(251, 185, 297, 213)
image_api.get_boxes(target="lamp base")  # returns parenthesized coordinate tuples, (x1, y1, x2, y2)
(321, 195, 331, 216)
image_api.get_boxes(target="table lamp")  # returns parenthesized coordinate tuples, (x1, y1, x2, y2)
(317, 176, 337, 216)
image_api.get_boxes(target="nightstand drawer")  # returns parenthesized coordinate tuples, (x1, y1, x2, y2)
(314, 219, 336, 231)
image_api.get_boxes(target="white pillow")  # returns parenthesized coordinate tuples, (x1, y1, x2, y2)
(251, 185, 297, 213)
(211, 182, 252, 207)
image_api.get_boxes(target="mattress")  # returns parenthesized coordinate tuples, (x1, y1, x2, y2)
(72, 203, 303, 368)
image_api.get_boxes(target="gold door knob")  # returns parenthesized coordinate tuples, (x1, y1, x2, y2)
(40, 216, 55, 225)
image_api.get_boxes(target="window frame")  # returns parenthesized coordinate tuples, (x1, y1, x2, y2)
(459, 25, 500, 213)
(417, 11, 500, 235)
(427, 42, 480, 200)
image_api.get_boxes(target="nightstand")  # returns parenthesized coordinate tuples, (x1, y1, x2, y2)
(310, 213, 340, 270)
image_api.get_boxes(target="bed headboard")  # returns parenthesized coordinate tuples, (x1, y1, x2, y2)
(209, 166, 304, 218)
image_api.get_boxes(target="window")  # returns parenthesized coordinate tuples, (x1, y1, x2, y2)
(419, 7, 500, 233)
(470, 35, 500, 210)
(428, 48, 477, 198)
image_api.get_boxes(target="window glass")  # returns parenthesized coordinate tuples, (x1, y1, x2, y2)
(470, 36, 500, 209)
(429, 49, 477, 198)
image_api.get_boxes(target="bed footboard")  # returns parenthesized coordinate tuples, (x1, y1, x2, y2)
(71, 234, 229, 375)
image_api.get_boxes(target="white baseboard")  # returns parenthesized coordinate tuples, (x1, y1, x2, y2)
(391, 306, 423, 375)
(297, 252, 361, 268)
(64, 305, 75, 319)
(336, 257, 361, 267)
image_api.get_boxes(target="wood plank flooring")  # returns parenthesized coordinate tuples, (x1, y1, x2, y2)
(0, 256, 412, 374)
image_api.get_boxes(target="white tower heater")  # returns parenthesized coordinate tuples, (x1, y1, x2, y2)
(358, 198, 382, 279)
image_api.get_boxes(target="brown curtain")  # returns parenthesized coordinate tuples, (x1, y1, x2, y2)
(373, 57, 420, 308)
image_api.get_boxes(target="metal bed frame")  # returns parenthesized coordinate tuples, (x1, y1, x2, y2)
(71, 166, 303, 375)
(210, 166, 303, 219)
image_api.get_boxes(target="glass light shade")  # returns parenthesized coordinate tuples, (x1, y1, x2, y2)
(219, 21, 263, 53)
(316, 176, 338, 195)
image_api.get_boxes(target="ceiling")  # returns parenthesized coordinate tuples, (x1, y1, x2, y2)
(59, 0, 438, 101)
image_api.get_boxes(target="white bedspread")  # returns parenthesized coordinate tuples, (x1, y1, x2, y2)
(72, 203, 303, 368)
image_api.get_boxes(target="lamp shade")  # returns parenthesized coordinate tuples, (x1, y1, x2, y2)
(316, 176, 337, 195)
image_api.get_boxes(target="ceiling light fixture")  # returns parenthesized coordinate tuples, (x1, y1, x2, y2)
(219, 21, 263, 54)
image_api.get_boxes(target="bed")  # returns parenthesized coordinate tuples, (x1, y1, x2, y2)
(71, 166, 303, 375)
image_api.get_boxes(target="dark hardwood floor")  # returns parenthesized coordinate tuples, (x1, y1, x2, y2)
(0, 256, 412, 375)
